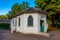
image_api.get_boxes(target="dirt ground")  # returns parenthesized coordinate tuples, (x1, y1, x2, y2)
(0, 30, 60, 40)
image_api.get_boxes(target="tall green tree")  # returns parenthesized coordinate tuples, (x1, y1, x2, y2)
(9, 2, 30, 17)
(35, 0, 60, 24)
(9, 3, 22, 17)
(21, 2, 30, 9)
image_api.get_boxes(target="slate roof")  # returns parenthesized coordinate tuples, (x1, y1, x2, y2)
(11, 7, 49, 19)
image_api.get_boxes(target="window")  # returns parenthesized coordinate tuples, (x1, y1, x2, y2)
(28, 15, 33, 26)
(15, 18, 17, 26)
(18, 17, 20, 26)
(13, 19, 14, 26)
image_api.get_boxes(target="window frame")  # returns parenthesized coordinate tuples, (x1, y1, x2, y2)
(13, 19, 14, 26)
(18, 17, 20, 26)
(28, 15, 33, 27)
(15, 18, 17, 26)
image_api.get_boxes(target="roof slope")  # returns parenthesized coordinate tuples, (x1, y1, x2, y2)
(11, 7, 49, 18)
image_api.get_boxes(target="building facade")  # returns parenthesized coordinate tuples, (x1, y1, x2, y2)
(10, 7, 49, 37)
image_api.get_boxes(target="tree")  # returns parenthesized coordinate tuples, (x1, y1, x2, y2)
(21, 2, 30, 9)
(35, 0, 60, 24)
(9, 3, 22, 17)
(9, 2, 30, 17)
(0, 15, 6, 19)
(0, 2, 30, 19)
(0, 13, 10, 19)
(5, 13, 10, 19)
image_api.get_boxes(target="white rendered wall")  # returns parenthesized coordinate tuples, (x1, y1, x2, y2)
(10, 13, 48, 34)
(23, 13, 39, 34)
(10, 18, 16, 33)
(38, 13, 48, 33)
(16, 13, 39, 34)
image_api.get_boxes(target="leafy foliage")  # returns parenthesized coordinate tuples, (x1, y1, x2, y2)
(35, 0, 60, 24)
(9, 2, 30, 17)
(0, 13, 10, 19)
(0, 2, 30, 19)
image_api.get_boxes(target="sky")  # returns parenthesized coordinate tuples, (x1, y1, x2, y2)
(0, 0, 35, 15)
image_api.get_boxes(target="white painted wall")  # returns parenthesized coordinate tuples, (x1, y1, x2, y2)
(38, 13, 48, 33)
(10, 13, 48, 34)
(23, 13, 39, 34)
(17, 13, 39, 34)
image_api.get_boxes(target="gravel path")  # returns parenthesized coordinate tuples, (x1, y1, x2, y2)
(0, 30, 60, 40)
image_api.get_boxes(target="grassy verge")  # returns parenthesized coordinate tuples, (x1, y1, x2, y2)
(0, 23, 10, 29)
(48, 25, 60, 31)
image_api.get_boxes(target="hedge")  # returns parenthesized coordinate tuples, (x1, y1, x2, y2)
(0, 23, 10, 29)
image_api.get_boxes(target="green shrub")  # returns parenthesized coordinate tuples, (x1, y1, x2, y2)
(0, 23, 10, 29)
